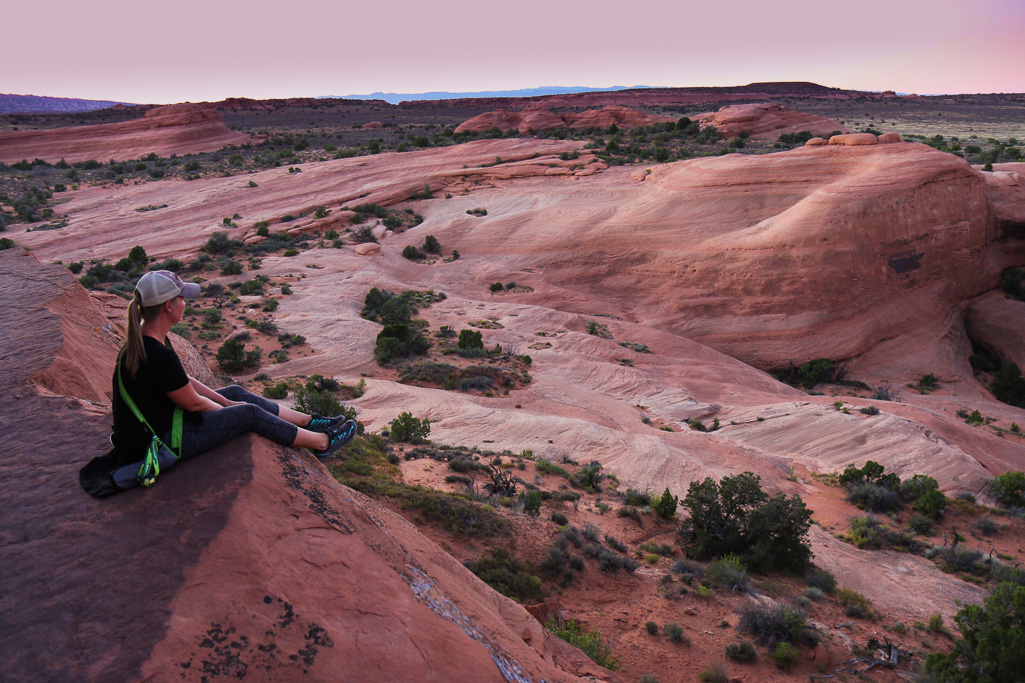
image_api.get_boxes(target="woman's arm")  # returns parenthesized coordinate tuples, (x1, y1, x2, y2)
(188, 377, 241, 408)
(167, 382, 223, 412)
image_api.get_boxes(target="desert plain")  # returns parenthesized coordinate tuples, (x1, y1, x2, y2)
(2, 83, 1025, 682)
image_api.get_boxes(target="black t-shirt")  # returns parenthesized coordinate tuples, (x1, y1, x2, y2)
(111, 336, 190, 459)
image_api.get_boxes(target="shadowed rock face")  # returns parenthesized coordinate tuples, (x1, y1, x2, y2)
(0, 250, 611, 682)
(0, 103, 257, 164)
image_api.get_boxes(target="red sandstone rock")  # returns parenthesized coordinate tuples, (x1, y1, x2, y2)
(361, 121, 384, 130)
(878, 132, 903, 143)
(0, 103, 258, 164)
(455, 106, 671, 134)
(805, 137, 828, 146)
(693, 103, 849, 139)
(965, 290, 1025, 370)
(829, 133, 878, 146)
(562, 106, 673, 130)
(0, 249, 612, 682)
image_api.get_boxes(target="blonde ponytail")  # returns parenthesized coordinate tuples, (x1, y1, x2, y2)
(122, 292, 165, 378)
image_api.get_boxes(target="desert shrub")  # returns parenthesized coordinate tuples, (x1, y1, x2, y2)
(390, 412, 430, 442)
(645, 621, 659, 635)
(448, 456, 479, 474)
(990, 471, 1025, 508)
(523, 489, 542, 517)
(682, 472, 813, 573)
(836, 587, 874, 619)
(215, 338, 262, 374)
(804, 587, 823, 601)
(925, 582, 1025, 682)
(375, 324, 431, 363)
(292, 378, 356, 423)
(616, 506, 641, 522)
(909, 513, 934, 535)
(737, 602, 813, 647)
(204, 231, 240, 255)
(464, 548, 544, 603)
(707, 555, 750, 591)
(262, 382, 289, 399)
(545, 617, 620, 670)
(457, 328, 483, 350)
(847, 482, 901, 512)
(991, 364, 1025, 407)
(401, 244, 421, 260)
(588, 545, 640, 573)
(489, 282, 503, 292)
(805, 569, 836, 593)
(624, 489, 651, 506)
(772, 642, 800, 672)
(932, 545, 987, 575)
(582, 523, 600, 542)
(838, 460, 900, 490)
(914, 488, 948, 520)
(974, 518, 999, 536)
(551, 512, 569, 525)
(847, 515, 883, 548)
(901, 473, 940, 501)
(672, 558, 704, 577)
(605, 535, 627, 553)
(423, 234, 440, 253)
(663, 622, 687, 644)
(652, 487, 678, 520)
(573, 461, 605, 490)
(535, 459, 571, 479)
(725, 641, 757, 663)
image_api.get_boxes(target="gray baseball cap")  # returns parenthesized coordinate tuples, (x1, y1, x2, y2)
(136, 270, 201, 306)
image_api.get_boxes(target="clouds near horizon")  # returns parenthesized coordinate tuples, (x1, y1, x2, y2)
(4, 0, 1024, 103)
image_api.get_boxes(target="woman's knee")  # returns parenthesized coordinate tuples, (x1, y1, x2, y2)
(218, 385, 247, 401)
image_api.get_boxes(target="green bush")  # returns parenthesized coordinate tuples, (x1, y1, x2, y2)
(738, 602, 813, 647)
(573, 461, 605, 490)
(262, 382, 289, 399)
(914, 489, 948, 520)
(991, 364, 1025, 407)
(457, 329, 483, 350)
(681, 472, 812, 573)
(925, 582, 1025, 682)
(402, 244, 421, 260)
(464, 548, 544, 603)
(653, 487, 678, 520)
(725, 641, 757, 663)
(423, 235, 440, 253)
(989, 471, 1025, 508)
(645, 621, 659, 635)
(663, 622, 687, 644)
(551, 512, 569, 525)
(390, 412, 430, 442)
(215, 338, 262, 373)
(772, 642, 800, 672)
(545, 617, 620, 670)
(707, 555, 750, 591)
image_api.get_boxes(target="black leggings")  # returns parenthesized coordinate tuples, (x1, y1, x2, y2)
(177, 385, 300, 460)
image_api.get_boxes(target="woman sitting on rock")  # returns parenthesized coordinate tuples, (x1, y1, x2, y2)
(109, 270, 356, 489)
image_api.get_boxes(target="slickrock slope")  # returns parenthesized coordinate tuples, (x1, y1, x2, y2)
(5, 136, 1023, 649)
(693, 103, 850, 139)
(965, 290, 1025, 370)
(0, 103, 256, 164)
(455, 106, 673, 133)
(0, 250, 610, 682)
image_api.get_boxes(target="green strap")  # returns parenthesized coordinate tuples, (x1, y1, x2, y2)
(117, 339, 184, 485)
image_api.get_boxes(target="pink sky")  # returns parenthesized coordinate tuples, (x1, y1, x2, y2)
(5, 0, 1025, 103)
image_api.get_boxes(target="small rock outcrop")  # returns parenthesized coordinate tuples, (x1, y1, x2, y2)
(0, 103, 257, 164)
(693, 103, 849, 139)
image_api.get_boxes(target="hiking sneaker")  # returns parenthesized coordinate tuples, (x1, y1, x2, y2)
(307, 414, 350, 433)
(312, 420, 358, 461)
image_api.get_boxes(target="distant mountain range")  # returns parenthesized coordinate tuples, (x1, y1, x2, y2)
(323, 86, 646, 105)
(1, 93, 135, 115)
